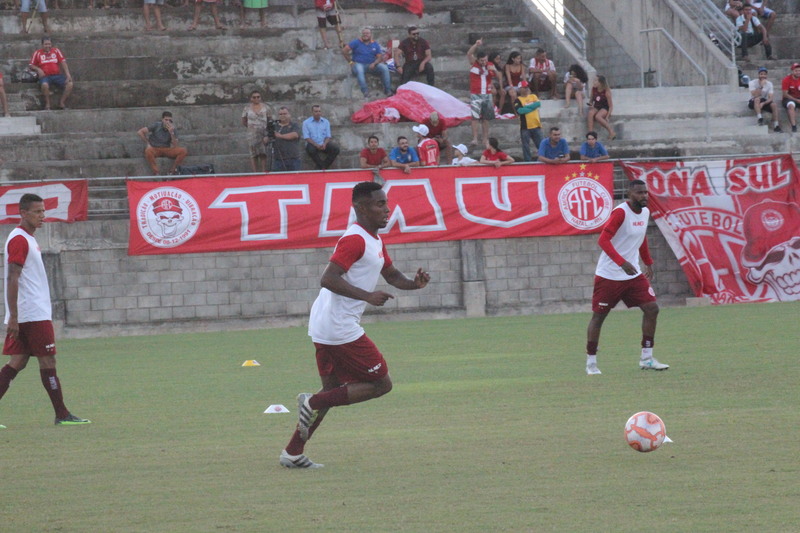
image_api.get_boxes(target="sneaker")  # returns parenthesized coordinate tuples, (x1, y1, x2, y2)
(774, 125, 783, 133)
(297, 393, 317, 441)
(55, 413, 91, 425)
(793, 125, 797, 133)
(758, 117, 764, 126)
(586, 362, 602, 375)
(279, 449, 323, 469)
(639, 357, 669, 371)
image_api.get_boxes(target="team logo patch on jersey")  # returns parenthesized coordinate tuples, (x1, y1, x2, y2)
(558, 175, 613, 231)
(136, 187, 201, 248)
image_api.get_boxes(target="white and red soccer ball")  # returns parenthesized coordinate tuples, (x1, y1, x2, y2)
(624, 411, 666, 452)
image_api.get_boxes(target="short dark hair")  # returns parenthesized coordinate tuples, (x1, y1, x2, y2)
(476, 50, 488, 60)
(41, 36, 52, 44)
(19, 193, 44, 212)
(549, 126, 561, 133)
(397, 135, 408, 143)
(586, 131, 598, 139)
(488, 137, 500, 150)
(352, 181, 383, 203)
(311, 104, 321, 111)
(368, 135, 379, 143)
(161, 111, 173, 119)
(629, 179, 646, 188)
(407, 26, 418, 34)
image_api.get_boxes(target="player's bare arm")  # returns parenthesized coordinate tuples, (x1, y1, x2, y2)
(320, 261, 394, 306)
(382, 265, 430, 290)
(5, 263, 22, 338)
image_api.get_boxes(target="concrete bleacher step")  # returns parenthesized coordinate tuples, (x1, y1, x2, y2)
(0, 116, 41, 135)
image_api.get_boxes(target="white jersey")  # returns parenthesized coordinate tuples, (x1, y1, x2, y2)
(308, 223, 391, 345)
(595, 202, 650, 281)
(4, 227, 52, 324)
(748, 78, 773, 99)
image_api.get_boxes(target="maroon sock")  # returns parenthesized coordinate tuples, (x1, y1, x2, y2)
(285, 410, 327, 455)
(0, 364, 19, 400)
(308, 386, 350, 410)
(642, 336, 654, 349)
(586, 341, 598, 356)
(40, 368, 70, 419)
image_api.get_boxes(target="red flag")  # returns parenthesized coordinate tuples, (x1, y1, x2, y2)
(380, 0, 424, 18)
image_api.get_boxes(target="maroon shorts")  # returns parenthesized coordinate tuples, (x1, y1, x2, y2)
(3, 320, 56, 357)
(591, 274, 656, 313)
(314, 334, 388, 384)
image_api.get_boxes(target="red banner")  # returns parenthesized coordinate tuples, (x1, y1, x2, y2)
(620, 155, 800, 304)
(380, 0, 424, 17)
(127, 164, 614, 256)
(0, 180, 88, 224)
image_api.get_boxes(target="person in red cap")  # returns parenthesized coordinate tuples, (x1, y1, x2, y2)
(513, 80, 542, 161)
(585, 179, 669, 375)
(780, 63, 800, 133)
(1, 194, 91, 429)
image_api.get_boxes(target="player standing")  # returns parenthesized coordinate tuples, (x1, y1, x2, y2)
(280, 181, 430, 468)
(585, 180, 669, 375)
(0, 193, 90, 428)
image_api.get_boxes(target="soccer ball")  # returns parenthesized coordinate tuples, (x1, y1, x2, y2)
(624, 411, 666, 452)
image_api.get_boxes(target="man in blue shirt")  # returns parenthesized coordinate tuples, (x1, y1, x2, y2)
(343, 27, 392, 99)
(538, 126, 571, 164)
(302, 104, 340, 170)
(389, 136, 419, 174)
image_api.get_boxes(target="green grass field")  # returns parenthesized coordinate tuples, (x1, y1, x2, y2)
(1, 302, 799, 532)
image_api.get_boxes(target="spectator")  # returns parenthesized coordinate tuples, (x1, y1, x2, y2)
(413, 124, 440, 166)
(563, 64, 588, 115)
(723, 1, 743, 22)
(528, 48, 557, 99)
(588, 75, 616, 140)
(580, 131, 610, 162)
(389, 135, 419, 174)
(504, 51, 525, 109)
(781, 62, 800, 133)
(359, 135, 389, 170)
(343, 28, 392, 99)
(421, 112, 453, 163)
(241, 90, 272, 172)
(137, 111, 189, 176)
(488, 50, 508, 113)
(513, 80, 542, 162)
(737, 3, 773, 60)
(451, 144, 478, 166)
(188, 0, 225, 31)
(314, 0, 340, 48)
(28, 37, 72, 111)
(394, 26, 434, 87)
(480, 137, 515, 168)
(750, 0, 776, 33)
(0, 73, 10, 117)
(269, 106, 302, 171)
(467, 39, 494, 147)
(749, 67, 780, 132)
(302, 104, 340, 170)
(20, 0, 50, 34)
(240, 0, 267, 29)
(143, 0, 167, 31)
(538, 126, 570, 164)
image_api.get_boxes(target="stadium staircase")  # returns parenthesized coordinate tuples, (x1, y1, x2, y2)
(0, 0, 798, 219)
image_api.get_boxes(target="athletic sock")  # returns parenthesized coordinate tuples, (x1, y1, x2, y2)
(285, 410, 327, 455)
(757, 113, 762, 119)
(586, 341, 598, 356)
(309, 386, 350, 410)
(40, 368, 70, 419)
(0, 364, 19, 400)
(586, 355, 597, 366)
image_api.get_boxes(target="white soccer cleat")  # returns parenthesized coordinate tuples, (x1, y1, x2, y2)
(639, 357, 669, 370)
(586, 362, 602, 375)
(279, 449, 324, 469)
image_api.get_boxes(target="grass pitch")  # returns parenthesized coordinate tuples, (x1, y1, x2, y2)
(1, 302, 798, 532)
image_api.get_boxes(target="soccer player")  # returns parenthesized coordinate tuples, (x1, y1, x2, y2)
(585, 180, 669, 375)
(280, 182, 430, 468)
(0, 194, 90, 428)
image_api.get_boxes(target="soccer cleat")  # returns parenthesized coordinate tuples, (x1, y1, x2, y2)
(639, 358, 669, 371)
(55, 413, 91, 426)
(297, 393, 317, 441)
(280, 449, 323, 469)
(586, 362, 602, 375)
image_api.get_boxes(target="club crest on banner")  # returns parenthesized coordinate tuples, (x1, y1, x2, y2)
(136, 187, 201, 248)
(557, 169, 613, 231)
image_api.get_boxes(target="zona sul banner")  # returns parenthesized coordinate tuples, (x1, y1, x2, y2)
(127, 163, 614, 256)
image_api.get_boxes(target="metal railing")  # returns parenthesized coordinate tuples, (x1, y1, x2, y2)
(670, 0, 738, 65)
(640, 27, 711, 142)
(526, 0, 588, 58)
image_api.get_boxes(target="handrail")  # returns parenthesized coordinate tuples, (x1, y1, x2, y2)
(670, 0, 737, 65)
(526, 0, 588, 58)
(640, 27, 711, 143)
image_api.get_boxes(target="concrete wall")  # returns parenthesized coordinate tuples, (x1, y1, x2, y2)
(0, 220, 693, 338)
(567, 0, 737, 87)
